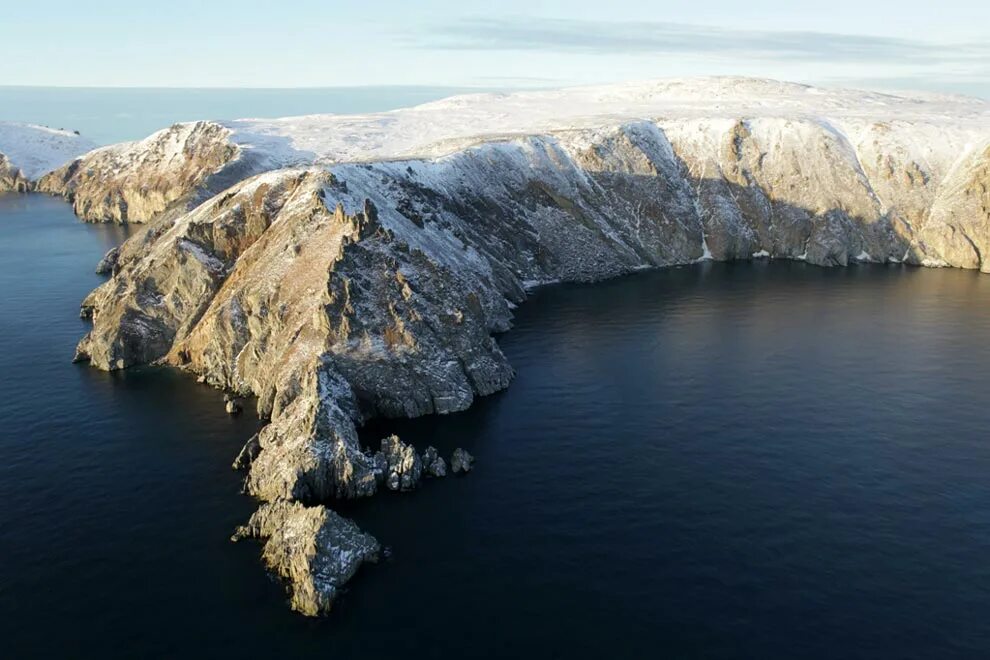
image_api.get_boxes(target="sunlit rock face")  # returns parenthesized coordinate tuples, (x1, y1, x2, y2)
(38, 121, 241, 223)
(62, 78, 990, 614)
(231, 501, 381, 616)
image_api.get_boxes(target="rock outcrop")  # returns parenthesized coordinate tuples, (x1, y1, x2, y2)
(451, 448, 475, 474)
(379, 435, 423, 492)
(56, 78, 990, 614)
(422, 446, 448, 478)
(231, 501, 380, 616)
(0, 153, 31, 193)
(38, 121, 241, 222)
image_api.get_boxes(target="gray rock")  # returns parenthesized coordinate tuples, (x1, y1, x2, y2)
(231, 501, 380, 616)
(422, 446, 447, 478)
(232, 433, 261, 470)
(224, 396, 242, 415)
(379, 435, 422, 491)
(94, 247, 120, 275)
(37, 120, 239, 224)
(450, 448, 474, 474)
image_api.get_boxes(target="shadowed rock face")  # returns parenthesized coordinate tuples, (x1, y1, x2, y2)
(0, 154, 31, 193)
(70, 111, 990, 614)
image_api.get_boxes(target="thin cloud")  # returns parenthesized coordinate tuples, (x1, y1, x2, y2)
(412, 17, 987, 65)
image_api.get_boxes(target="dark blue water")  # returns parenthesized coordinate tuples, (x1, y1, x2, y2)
(3, 195, 990, 658)
(0, 86, 490, 145)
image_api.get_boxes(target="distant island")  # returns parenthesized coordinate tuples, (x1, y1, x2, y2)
(3, 77, 989, 615)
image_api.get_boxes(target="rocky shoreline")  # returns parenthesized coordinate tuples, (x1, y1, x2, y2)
(5, 78, 990, 614)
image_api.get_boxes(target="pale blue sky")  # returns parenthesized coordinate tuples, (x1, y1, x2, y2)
(4, 0, 989, 96)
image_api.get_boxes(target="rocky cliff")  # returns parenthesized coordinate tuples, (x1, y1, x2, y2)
(54, 78, 990, 613)
(0, 122, 95, 192)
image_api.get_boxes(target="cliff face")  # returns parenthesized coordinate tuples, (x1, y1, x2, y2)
(61, 78, 990, 613)
(0, 154, 31, 193)
(38, 121, 241, 222)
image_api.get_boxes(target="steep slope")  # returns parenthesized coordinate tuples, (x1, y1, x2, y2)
(38, 121, 242, 223)
(0, 122, 95, 192)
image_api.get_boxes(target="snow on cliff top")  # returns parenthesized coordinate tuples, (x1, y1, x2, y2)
(0, 122, 96, 179)
(221, 77, 990, 167)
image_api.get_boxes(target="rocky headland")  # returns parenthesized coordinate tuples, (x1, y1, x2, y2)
(12, 78, 990, 613)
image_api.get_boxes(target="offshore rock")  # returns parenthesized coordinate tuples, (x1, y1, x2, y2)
(451, 448, 475, 474)
(224, 395, 242, 415)
(422, 446, 448, 478)
(379, 435, 423, 491)
(231, 501, 380, 616)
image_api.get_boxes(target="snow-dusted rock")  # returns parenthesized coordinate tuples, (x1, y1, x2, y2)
(450, 448, 475, 474)
(379, 435, 423, 491)
(231, 501, 380, 616)
(422, 446, 448, 478)
(0, 122, 94, 192)
(38, 121, 240, 222)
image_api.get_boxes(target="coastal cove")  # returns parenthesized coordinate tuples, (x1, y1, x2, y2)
(3, 194, 990, 657)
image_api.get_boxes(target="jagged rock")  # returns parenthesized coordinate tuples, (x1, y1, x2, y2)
(232, 433, 261, 470)
(379, 435, 423, 491)
(94, 247, 120, 275)
(450, 448, 474, 474)
(37, 121, 239, 223)
(224, 395, 242, 415)
(422, 446, 447, 478)
(231, 501, 380, 616)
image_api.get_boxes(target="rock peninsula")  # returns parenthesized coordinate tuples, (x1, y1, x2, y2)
(20, 77, 990, 613)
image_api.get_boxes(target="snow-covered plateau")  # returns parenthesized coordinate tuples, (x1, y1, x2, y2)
(12, 77, 990, 614)
(0, 122, 95, 192)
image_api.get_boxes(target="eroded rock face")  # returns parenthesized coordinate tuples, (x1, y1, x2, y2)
(0, 154, 31, 193)
(37, 121, 241, 223)
(231, 501, 380, 616)
(379, 435, 423, 491)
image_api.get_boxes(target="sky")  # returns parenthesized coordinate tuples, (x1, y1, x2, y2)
(3, 0, 989, 97)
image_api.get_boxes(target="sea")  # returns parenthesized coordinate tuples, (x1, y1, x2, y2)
(1, 88, 990, 658)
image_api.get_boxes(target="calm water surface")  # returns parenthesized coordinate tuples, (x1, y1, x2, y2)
(2, 194, 990, 658)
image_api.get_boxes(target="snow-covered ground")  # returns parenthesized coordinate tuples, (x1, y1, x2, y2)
(0, 122, 96, 180)
(220, 77, 990, 167)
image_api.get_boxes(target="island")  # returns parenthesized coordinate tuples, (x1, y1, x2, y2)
(4, 78, 990, 614)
